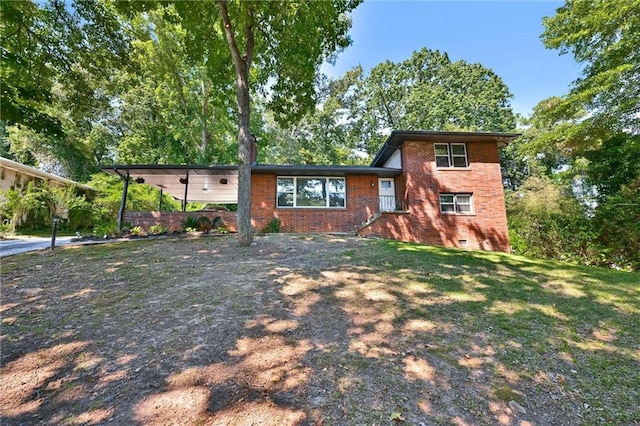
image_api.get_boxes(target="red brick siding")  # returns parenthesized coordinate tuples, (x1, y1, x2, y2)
(124, 211, 237, 232)
(250, 174, 379, 232)
(125, 139, 509, 252)
(359, 140, 510, 252)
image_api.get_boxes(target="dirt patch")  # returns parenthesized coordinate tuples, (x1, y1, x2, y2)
(1, 234, 632, 424)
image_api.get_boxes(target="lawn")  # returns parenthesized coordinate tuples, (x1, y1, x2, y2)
(1, 234, 638, 425)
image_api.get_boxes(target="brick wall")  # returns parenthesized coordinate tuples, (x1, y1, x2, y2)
(250, 174, 379, 233)
(359, 140, 510, 252)
(124, 140, 510, 253)
(124, 211, 238, 232)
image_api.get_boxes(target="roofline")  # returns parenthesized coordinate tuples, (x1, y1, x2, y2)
(251, 164, 402, 177)
(1, 157, 95, 192)
(100, 164, 402, 178)
(100, 164, 239, 172)
(370, 130, 521, 167)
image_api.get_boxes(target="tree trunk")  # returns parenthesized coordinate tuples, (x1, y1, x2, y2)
(218, 0, 254, 246)
(200, 79, 211, 158)
(236, 70, 252, 246)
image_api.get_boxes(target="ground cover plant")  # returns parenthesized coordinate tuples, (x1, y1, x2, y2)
(1, 235, 638, 425)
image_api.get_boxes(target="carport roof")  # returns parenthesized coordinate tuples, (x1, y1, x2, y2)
(100, 164, 401, 204)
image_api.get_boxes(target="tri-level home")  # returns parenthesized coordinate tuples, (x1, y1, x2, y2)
(103, 130, 519, 252)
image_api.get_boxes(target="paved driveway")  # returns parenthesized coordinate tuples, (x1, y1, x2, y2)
(0, 236, 76, 257)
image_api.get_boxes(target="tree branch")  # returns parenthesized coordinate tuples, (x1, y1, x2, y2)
(217, 0, 243, 74)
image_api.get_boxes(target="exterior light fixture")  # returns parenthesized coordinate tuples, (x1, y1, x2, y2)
(219, 178, 228, 184)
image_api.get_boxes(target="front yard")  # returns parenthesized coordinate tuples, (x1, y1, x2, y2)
(1, 234, 638, 425)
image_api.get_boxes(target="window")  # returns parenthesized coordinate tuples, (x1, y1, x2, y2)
(434, 143, 468, 168)
(440, 193, 472, 214)
(277, 177, 345, 208)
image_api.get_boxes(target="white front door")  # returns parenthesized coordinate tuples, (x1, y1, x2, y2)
(378, 178, 396, 212)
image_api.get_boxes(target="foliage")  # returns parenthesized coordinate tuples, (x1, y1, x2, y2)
(211, 216, 223, 228)
(130, 226, 146, 237)
(582, 135, 640, 203)
(149, 224, 168, 235)
(117, 0, 361, 246)
(196, 216, 211, 232)
(506, 176, 597, 264)
(0, 180, 93, 231)
(1, 0, 130, 179)
(86, 173, 180, 225)
(212, 226, 228, 234)
(114, 6, 237, 165)
(182, 216, 200, 231)
(262, 217, 282, 234)
(541, 0, 640, 134)
(260, 70, 368, 165)
(591, 184, 640, 270)
(92, 220, 119, 238)
(350, 48, 517, 154)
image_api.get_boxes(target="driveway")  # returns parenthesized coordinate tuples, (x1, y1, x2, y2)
(0, 235, 77, 257)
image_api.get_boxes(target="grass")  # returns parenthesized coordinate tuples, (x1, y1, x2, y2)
(1, 235, 638, 424)
(349, 240, 640, 423)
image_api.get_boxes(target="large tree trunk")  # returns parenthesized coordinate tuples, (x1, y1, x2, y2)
(219, 0, 254, 246)
(236, 70, 253, 246)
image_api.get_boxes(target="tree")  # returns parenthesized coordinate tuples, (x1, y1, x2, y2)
(114, 7, 237, 165)
(1, 0, 130, 179)
(118, 1, 360, 245)
(541, 0, 640, 134)
(350, 48, 517, 154)
(260, 71, 367, 165)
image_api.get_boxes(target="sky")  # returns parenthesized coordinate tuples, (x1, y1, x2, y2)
(321, 1, 583, 117)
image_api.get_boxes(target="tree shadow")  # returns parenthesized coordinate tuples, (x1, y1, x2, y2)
(1, 235, 638, 425)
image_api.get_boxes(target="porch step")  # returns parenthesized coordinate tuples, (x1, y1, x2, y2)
(357, 212, 382, 232)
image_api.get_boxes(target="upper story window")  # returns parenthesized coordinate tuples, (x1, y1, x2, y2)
(277, 177, 346, 208)
(440, 193, 473, 214)
(434, 143, 468, 168)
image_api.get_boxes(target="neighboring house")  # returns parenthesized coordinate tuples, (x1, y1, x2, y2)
(0, 157, 94, 194)
(102, 130, 519, 252)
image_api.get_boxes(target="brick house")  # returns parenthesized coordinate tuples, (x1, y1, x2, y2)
(103, 130, 518, 252)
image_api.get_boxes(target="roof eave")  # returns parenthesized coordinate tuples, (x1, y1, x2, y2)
(370, 130, 521, 167)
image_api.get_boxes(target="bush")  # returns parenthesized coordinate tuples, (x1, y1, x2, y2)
(130, 225, 146, 236)
(149, 224, 168, 235)
(211, 216, 223, 227)
(213, 226, 228, 234)
(262, 217, 281, 233)
(197, 216, 211, 232)
(182, 216, 200, 231)
(93, 220, 119, 238)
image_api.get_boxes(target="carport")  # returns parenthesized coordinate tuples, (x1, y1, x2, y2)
(101, 165, 239, 229)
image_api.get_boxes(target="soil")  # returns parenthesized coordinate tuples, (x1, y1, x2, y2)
(1, 234, 583, 425)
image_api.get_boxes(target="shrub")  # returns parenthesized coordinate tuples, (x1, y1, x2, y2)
(262, 217, 281, 233)
(197, 216, 212, 232)
(93, 220, 119, 238)
(149, 224, 168, 235)
(182, 216, 200, 231)
(130, 225, 146, 236)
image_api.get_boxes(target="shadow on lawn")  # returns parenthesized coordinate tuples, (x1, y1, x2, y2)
(1, 236, 638, 425)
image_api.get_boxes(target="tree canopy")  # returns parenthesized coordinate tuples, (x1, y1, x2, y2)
(541, 0, 640, 135)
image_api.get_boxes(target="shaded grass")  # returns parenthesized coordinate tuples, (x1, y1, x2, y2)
(1, 235, 638, 424)
(348, 240, 640, 424)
